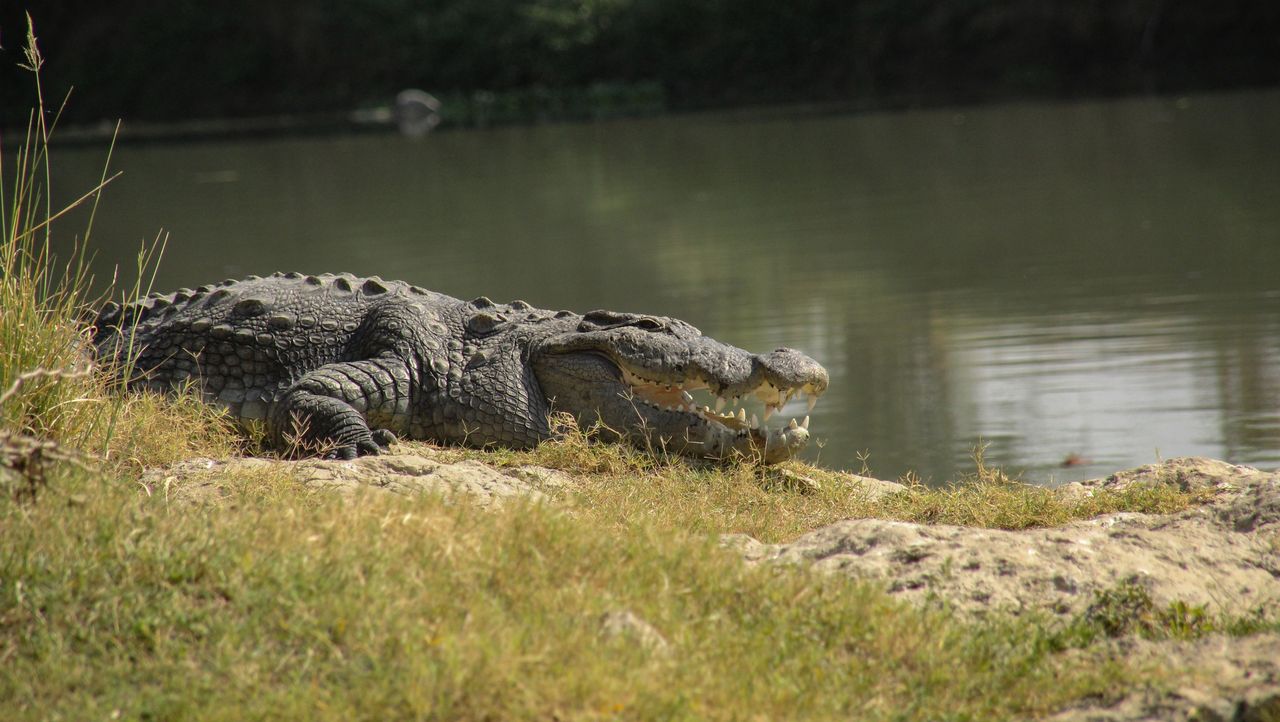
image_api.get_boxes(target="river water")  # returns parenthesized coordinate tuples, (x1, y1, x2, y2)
(49, 89, 1280, 484)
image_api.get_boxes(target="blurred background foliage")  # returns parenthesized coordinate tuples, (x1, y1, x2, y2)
(2, 0, 1278, 125)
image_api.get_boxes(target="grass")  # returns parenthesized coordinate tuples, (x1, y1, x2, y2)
(1, 446, 1266, 720)
(0, 22, 1272, 721)
(3, 469, 1146, 722)
(0, 17, 239, 481)
(415, 430, 1204, 543)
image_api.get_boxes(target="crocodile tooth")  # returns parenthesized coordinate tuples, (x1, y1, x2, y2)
(751, 413, 759, 429)
(801, 415, 810, 429)
(680, 390, 694, 405)
(807, 394, 818, 413)
(715, 397, 726, 412)
(763, 405, 775, 422)
(788, 418, 799, 430)
(736, 408, 747, 423)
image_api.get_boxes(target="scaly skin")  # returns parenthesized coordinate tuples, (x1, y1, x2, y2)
(92, 272, 829, 463)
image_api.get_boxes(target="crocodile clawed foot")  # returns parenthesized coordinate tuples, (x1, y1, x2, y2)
(327, 430, 396, 460)
(327, 446, 361, 461)
(326, 442, 377, 460)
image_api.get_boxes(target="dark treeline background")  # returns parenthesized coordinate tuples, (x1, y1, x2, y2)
(3, 0, 1279, 126)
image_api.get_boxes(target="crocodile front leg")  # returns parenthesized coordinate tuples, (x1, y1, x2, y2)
(268, 356, 414, 459)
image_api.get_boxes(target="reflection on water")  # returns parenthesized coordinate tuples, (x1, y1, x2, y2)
(48, 89, 1280, 484)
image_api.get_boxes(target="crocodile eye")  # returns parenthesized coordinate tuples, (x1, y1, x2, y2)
(634, 317, 664, 331)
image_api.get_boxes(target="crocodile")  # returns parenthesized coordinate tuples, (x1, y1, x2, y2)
(91, 272, 829, 463)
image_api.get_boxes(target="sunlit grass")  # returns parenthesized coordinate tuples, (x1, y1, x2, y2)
(413, 432, 1202, 543)
(1, 469, 1148, 722)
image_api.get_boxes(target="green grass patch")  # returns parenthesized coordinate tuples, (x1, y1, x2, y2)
(1058, 581, 1280, 647)
(2, 469, 1148, 722)
(410, 432, 1203, 543)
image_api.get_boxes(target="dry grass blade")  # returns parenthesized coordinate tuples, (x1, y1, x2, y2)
(0, 367, 91, 409)
(10, 171, 124, 244)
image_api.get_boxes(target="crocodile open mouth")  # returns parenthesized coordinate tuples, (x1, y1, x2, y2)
(617, 364, 820, 436)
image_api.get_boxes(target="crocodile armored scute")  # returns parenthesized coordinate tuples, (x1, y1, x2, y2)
(92, 272, 829, 463)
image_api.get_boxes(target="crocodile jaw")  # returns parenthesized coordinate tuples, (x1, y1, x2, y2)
(531, 342, 826, 463)
(534, 322, 829, 419)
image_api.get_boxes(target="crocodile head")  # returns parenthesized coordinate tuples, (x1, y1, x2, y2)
(529, 309, 829, 463)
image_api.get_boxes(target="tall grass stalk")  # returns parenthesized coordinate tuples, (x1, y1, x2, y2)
(0, 17, 109, 443)
(1, 17, 237, 467)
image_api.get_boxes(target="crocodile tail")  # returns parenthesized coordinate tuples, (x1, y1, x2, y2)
(87, 293, 168, 348)
(88, 300, 126, 347)
(88, 296, 168, 371)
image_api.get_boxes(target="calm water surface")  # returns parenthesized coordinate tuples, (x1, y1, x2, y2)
(50, 90, 1280, 484)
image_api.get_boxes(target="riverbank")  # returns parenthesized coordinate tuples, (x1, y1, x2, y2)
(4, 427, 1279, 719)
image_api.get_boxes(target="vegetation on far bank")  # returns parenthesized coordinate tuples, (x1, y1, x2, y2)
(3, 26, 1278, 721)
(5, 1, 1280, 130)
